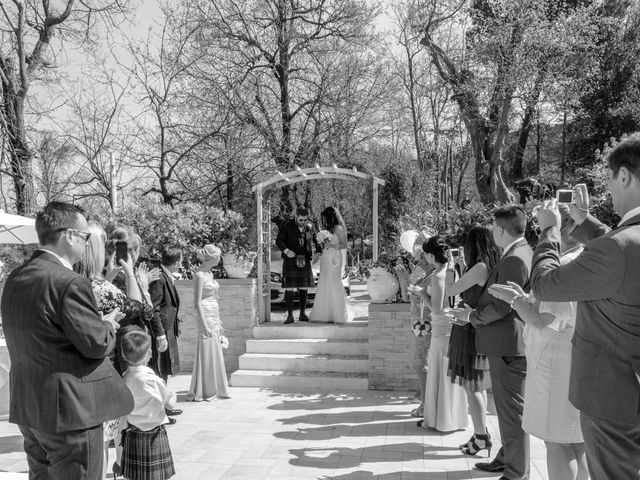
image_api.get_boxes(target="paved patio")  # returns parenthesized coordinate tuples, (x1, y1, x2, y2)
(0, 374, 549, 480)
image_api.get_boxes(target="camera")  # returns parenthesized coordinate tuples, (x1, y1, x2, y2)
(556, 189, 575, 204)
(450, 248, 459, 257)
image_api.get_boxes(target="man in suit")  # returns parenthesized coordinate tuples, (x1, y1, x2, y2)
(275, 206, 317, 324)
(149, 246, 183, 419)
(452, 205, 533, 480)
(1, 201, 134, 479)
(532, 135, 640, 479)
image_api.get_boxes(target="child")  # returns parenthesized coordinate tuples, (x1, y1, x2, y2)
(120, 331, 176, 480)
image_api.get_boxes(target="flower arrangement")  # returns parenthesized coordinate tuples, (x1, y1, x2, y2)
(220, 335, 229, 350)
(316, 230, 332, 245)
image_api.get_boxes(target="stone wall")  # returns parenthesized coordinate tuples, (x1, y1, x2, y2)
(368, 303, 418, 392)
(175, 278, 258, 376)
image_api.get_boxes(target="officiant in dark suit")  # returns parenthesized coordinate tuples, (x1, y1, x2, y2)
(532, 134, 640, 480)
(1, 201, 133, 479)
(276, 206, 317, 324)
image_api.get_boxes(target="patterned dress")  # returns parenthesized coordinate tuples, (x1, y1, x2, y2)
(91, 279, 148, 442)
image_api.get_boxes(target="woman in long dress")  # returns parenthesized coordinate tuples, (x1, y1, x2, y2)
(489, 205, 588, 480)
(310, 206, 353, 323)
(445, 225, 500, 456)
(186, 244, 230, 401)
(417, 235, 468, 432)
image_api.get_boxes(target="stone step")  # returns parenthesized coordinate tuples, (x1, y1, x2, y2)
(230, 369, 369, 390)
(253, 323, 368, 341)
(238, 353, 368, 373)
(246, 338, 368, 356)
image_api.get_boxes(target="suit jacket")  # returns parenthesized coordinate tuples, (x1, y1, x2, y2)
(275, 219, 316, 259)
(0, 251, 134, 433)
(470, 239, 533, 356)
(149, 269, 180, 340)
(531, 214, 640, 425)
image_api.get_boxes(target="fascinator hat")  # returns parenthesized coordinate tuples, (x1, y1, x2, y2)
(197, 244, 221, 263)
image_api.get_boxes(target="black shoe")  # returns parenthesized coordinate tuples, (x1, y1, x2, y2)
(474, 458, 505, 473)
(299, 313, 309, 322)
(284, 314, 295, 324)
(165, 407, 182, 416)
(167, 417, 177, 425)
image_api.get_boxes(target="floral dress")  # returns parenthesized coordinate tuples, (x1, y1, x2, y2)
(91, 279, 149, 442)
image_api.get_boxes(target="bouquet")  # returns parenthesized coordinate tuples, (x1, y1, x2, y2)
(316, 230, 332, 244)
(220, 335, 229, 350)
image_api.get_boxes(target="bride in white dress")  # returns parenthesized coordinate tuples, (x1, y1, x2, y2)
(310, 206, 354, 324)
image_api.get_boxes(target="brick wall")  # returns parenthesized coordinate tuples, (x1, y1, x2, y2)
(175, 278, 257, 376)
(368, 303, 418, 392)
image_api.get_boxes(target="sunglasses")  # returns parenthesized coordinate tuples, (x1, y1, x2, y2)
(56, 228, 91, 242)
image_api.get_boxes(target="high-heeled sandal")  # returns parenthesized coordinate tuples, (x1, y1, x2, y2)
(459, 431, 492, 457)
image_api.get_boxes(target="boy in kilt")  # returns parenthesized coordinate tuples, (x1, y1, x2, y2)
(120, 330, 176, 480)
(276, 206, 318, 324)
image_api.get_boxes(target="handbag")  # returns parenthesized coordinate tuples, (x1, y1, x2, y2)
(295, 254, 307, 269)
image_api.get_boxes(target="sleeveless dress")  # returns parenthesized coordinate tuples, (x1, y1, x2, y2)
(186, 272, 230, 401)
(310, 233, 353, 323)
(422, 284, 469, 432)
(447, 283, 491, 391)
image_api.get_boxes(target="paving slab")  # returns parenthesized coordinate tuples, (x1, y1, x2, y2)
(0, 373, 549, 479)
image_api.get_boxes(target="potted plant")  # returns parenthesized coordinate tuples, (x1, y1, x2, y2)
(361, 255, 399, 303)
(222, 244, 257, 279)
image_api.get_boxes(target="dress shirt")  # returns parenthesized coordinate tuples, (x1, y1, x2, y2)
(501, 237, 526, 258)
(618, 205, 640, 227)
(123, 365, 176, 430)
(38, 248, 73, 270)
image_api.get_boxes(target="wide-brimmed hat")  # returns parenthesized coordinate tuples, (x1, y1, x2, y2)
(197, 244, 221, 262)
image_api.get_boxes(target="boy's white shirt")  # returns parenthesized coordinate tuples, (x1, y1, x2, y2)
(123, 365, 177, 431)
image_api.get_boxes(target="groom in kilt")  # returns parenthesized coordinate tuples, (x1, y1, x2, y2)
(276, 206, 317, 324)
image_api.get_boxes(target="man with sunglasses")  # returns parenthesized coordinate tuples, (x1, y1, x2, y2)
(275, 206, 317, 324)
(1, 201, 134, 479)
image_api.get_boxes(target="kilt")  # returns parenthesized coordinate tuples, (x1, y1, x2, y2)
(282, 256, 314, 289)
(121, 425, 175, 480)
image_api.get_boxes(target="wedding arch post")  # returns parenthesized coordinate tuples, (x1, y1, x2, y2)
(252, 164, 386, 324)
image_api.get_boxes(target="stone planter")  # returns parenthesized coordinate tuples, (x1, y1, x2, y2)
(222, 253, 254, 279)
(367, 267, 399, 303)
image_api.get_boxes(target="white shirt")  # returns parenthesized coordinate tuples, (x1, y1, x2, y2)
(501, 237, 526, 258)
(123, 365, 176, 430)
(618, 205, 640, 226)
(38, 248, 73, 270)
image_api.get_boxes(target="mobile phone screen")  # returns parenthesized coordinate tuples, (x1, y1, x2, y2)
(557, 190, 574, 204)
(115, 241, 128, 264)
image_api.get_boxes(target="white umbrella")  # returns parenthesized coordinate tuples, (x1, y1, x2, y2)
(0, 210, 38, 244)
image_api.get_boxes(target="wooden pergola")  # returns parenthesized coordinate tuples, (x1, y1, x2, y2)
(252, 164, 386, 323)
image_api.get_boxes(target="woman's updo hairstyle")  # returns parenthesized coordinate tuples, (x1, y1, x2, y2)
(196, 244, 221, 264)
(422, 235, 449, 264)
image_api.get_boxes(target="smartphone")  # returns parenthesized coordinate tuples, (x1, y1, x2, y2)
(450, 248, 459, 258)
(556, 189, 575, 204)
(115, 241, 128, 265)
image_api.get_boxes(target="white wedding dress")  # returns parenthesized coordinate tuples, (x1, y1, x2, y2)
(310, 234, 354, 323)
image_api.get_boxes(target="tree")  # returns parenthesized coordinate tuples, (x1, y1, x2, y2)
(125, 5, 229, 206)
(190, 0, 382, 211)
(416, 0, 601, 203)
(0, 0, 128, 214)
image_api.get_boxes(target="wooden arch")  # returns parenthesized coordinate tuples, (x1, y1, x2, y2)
(252, 164, 386, 323)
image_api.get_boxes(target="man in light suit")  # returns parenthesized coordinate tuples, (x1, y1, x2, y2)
(452, 206, 533, 480)
(532, 135, 640, 479)
(1, 201, 134, 479)
(149, 246, 183, 418)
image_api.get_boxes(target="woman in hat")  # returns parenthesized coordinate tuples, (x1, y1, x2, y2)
(186, 244, 230, 401)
